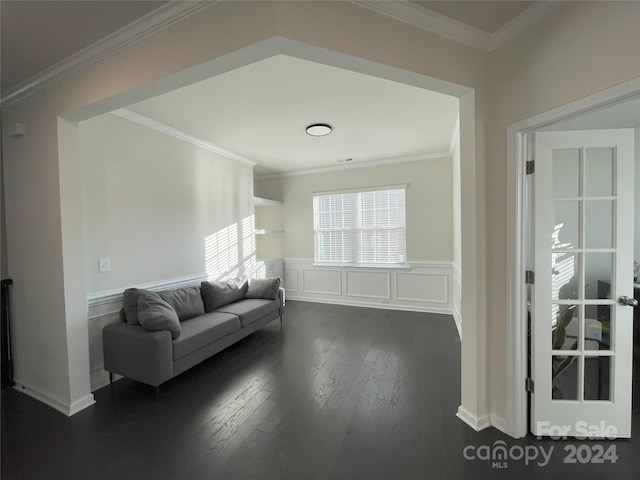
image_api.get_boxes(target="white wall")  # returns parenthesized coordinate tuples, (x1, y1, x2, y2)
(80, 113, 255, 294)
(486, 0, 640, 427)
(257, 157, 454, 262)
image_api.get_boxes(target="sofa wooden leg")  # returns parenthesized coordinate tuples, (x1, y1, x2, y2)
(155, 385, 160, 401)
(108, 372, 113, 384)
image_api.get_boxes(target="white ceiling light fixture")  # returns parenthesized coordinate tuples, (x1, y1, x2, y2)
(306, 123, 332, 136)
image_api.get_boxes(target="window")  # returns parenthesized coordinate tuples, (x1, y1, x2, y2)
(313, 186, 406, 265)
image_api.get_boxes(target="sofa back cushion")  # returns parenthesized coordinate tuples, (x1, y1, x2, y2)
(137, 293, 181, 339)
(158, 286, 205, 321)
(123, 286, 205, 324)
(245, 277, 281, 300)
(123, 288, 153, 324)
(201, 277, 248, 312)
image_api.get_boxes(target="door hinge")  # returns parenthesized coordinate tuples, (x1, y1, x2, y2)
(526, 160, 535, 175)
(526, 378, 535, 393)
(525, 270, 535, 284)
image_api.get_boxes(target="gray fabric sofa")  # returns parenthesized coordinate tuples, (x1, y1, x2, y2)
(103, 277, 284, 389)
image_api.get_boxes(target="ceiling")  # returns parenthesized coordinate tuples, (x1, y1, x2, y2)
(1, 1, 560, 176)
(1, 0, 167, 93)
(125, 55, 459, 176)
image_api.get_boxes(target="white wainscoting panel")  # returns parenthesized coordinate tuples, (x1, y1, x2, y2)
(283, 267, 299, 292)
(284, 259, 453, 314)
(345, 270, 390, 299)
(302, 268, 342, 295)
(396, 272, 447, 303)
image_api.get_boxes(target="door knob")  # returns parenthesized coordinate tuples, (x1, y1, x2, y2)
(618, 296, 638, 307)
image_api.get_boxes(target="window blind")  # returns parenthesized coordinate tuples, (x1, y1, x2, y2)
(313, 187, 406, 265)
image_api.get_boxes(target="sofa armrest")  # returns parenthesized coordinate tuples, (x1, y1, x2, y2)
(103, 323, 173, 387)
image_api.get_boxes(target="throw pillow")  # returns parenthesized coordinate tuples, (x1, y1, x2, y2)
(245, 277, 281, 300)
(137, 293, 181, 339)
(122, 288, 155, 324)
(201, 277, 248, 312)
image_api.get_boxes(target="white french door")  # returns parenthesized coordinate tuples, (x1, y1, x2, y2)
(531, 129, 636, 438)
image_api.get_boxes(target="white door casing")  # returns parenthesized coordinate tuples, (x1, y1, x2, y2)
(532, 129, 635, 438)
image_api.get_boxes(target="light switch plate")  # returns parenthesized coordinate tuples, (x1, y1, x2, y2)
(98, 258, 111, 273)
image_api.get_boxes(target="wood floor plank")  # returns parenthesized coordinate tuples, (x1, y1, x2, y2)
(3, 301, 640, 480)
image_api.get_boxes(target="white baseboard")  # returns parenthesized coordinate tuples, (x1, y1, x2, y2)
(287, 294, 453, 315)
(490, 413, 508, 434)
(456, 405, 491, 431)
(13, 379, 95, 416)
(453, 310, 462, 340)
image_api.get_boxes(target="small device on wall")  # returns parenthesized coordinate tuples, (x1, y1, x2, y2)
(9, 123, 27, 138)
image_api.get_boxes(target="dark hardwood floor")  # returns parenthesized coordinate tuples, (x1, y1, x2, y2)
(2, 301, 639, 479)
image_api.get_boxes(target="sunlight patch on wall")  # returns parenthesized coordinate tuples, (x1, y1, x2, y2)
(204, 215, 265, 280)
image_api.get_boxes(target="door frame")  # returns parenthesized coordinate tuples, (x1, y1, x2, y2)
(505, 78, 640, 439)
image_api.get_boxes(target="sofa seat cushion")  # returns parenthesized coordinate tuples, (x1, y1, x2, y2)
(172, 312, 240, 361)
(215, 298, 280, 328)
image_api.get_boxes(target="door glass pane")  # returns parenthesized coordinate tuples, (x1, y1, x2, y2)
(553, 148, 580, 197)
(553, 201, 580, 249)
(584, 356, 612, 400)
(585, 253, 613, 299)
(552, 355, 579, 400)
(552, 252, 579, 300)
(585, 200, 613, 248)
(585, 147, 614, 197)
(585, 312, 611, 351)
(552, 304, 579, 350)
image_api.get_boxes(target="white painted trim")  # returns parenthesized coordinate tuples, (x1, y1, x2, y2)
(87, 273, 209, 306)
(256, 152, 451, 180)
(352, 1, 564, 52)
(13, 380, 95, 416)
(452, 263, 462, 340)
(491, 1, 564, 49)
(505, 78, 640, 439)
(112, 109, 257, 166)
(353, 1, 492, 51)
(1, 1, 218, 106)
(253, 196, 283, 207)
(490, 413, 508, 435)
(290, 296, 454, 316)
(456, 405, 491, 431)
(449, 113, 460, 154)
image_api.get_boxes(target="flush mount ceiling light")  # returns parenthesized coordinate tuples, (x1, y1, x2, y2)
(306, 123, 332, 136)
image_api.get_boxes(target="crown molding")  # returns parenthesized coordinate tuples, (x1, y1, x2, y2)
(112, 109, 257, 167)
(1, 1, 220, 107)
(490, 1, 564, 49)
(352, 1, 564, 52)
(256, 151, 452, 180)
